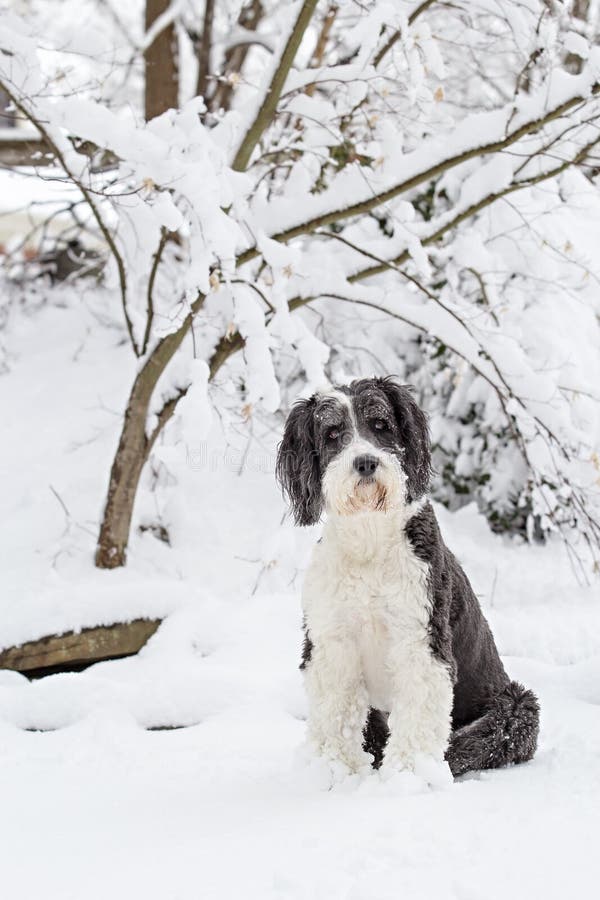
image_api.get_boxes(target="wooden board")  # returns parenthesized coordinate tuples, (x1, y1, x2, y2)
(0, 618, 161, 674)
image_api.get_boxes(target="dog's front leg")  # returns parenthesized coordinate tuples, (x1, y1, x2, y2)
(383, 641, 453, 773)
(303, 635, 371, 772)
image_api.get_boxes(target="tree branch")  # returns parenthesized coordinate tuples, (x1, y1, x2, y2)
(221, 131, 600, 382)
(0, 75, 138, 355)
(266, 87, 600, 249)
(305, 4, 337, 96)
(343, 133, 600, 282)
(209, 0, 264, 113)
(142, 229, 169, 356)
(231, 0, 319, 171)
(373, 0, 439, 68)
(147, 386, 189, 450)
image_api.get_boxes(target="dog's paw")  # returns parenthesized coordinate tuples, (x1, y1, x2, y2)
(295, 742, 373, 790)
(382, 747, 452, 790)
(376, 766, 427, 795)
(413, 752, 453, 789)
(380, 744, 415, 775)
(317, 738, 373, 775)
(309, 755, 371, 791)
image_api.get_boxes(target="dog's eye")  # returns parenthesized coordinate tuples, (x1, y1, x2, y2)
(326, 427, 341, 442)
(372, 418, 388, 432)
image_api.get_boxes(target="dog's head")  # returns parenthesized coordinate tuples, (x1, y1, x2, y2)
(276, 377, 431, 525)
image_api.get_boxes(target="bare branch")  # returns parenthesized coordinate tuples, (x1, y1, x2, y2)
(305, 5, 337, 96)
(147, 385, 189, 450)
(0, 75, 138, 355)
(142, 229, 169, 356)
(373, 0, 438, 68)
(465, 267, 499, 325)
(231, 0, 319, 171)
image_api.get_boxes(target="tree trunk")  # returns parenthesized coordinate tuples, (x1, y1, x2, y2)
(96, 0, 317, 568)
(95, 369, 158, 568)
(209, 0, 264, 113)
(565, 0, 591, 74)
(145, 0, 179, 121)
(95, 308, 199, 568)
(195, 0, 215, 101)
(95, 297, 244, 568)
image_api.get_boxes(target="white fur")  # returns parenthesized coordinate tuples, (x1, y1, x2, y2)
(322, 438, 405, 517)
(301, 412, 453, 774)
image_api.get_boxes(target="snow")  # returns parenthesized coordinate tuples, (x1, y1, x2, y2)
(1, 296, 600, 899)
(2, 3, 600, 895)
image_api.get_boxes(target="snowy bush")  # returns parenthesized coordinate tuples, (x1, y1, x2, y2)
(1, 0, 599, 569)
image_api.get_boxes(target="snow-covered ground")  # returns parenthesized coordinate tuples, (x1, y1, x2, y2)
(1, 295, 599, 899)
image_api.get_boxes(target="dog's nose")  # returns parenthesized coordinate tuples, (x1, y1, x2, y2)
(353, 454, 379, 477)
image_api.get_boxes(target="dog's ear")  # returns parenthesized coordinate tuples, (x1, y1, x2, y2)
(276, 397, 323, 526)
(377, 377, 432, 500)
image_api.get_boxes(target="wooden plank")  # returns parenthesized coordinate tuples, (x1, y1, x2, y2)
(0, 618, 161, 673)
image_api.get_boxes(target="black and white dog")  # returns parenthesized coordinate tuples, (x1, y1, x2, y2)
(276, 377, 539, 778)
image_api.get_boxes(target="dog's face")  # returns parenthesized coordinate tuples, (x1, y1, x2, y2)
(276, 377, 431, 525)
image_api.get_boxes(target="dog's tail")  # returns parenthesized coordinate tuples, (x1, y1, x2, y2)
(446, 681, 540, 778)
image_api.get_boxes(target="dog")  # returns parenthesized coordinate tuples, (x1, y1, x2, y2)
(276, 376, 539, 777)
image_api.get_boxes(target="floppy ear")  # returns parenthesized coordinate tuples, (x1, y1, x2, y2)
(276, 397, 323, 526)
(377, 377, 432, 500)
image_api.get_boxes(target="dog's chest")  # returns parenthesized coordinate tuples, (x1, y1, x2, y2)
(359, 613, 392, 711)
(303, 521, 432, 711)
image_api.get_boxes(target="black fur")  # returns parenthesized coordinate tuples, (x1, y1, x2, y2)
(398, 500, 539, 774)
(405, 502, 509, 726)
(362, 708, 389, 769)
(300, 622, 313, 671)
(280, 377, 540, 777)
(446, 681, 540, 776)
(368, 378, 432, 501)
(275, 397, 323, 525)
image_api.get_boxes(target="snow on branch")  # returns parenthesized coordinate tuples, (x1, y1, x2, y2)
(247, 57, 600, 251)
(2, 0, 600, 564)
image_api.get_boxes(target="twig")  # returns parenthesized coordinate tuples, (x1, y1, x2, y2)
(0, 76, 139, 355)
(142, 229, 169, 356)
(373, 0, 439, 68)
(305, 5, 337, 97)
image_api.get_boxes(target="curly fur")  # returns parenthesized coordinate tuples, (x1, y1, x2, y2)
(277, 377, 540, 778)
